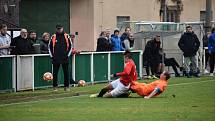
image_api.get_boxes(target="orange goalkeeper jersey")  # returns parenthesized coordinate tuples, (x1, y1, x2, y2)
(130, 79, 168, 96)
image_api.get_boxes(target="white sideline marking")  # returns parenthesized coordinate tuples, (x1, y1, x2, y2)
(168, 79, 215, 86)
(0, 94, 88, 107)
(0, 79, 215, 107)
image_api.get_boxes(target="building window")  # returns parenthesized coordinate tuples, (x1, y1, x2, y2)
(116, 16, 130, 30)
(200, 10, 206, 21)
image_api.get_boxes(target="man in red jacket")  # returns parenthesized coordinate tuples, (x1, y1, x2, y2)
(90, 50, 138, 98)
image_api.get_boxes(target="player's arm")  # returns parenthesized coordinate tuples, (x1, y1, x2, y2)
(48, 37, 53, 58)
(0, 44, 10, 49)
(144, 87, 161, 99)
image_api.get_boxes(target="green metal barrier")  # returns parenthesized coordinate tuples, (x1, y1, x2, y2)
(0, 56, 15, 92)
(93, 53, 109, 82)
(34, 55, 67, 88)
(74, 54, 91, 83)
(0, 51, 142, 91)
(110, 53, 124, 75)
(34, 55, 52, 88)
(130, 52, 140, 76)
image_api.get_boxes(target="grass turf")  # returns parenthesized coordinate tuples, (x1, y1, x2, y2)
(0, 76, 215, 121)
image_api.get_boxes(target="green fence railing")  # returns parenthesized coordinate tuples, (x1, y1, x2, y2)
(0, 51, 143, 91)
(0, 55, 16, 92)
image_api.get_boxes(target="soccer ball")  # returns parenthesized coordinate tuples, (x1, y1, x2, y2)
(43, 72, 53, 81)
(78, 80, 86, 87)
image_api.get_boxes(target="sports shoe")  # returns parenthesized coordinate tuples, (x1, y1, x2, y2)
(147, 75, 153, 79)
(64, 87, 70, 91)
(90, 93, 99, 98)
(204, 69, 209, 74)
(53, 87, 58, 92)
(152, 75, 158, 79)
(210, 73, 214, 76)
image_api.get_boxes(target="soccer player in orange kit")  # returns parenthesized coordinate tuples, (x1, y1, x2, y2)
(90, 50, 138, 98)
(130, 71, 170, 99)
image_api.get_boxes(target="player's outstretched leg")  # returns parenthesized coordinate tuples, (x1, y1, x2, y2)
(98, 84, 113, 97)
(90, 84, 113, 98)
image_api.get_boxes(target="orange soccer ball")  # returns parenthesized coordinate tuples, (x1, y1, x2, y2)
(78, 80, 86, 87)
(43, 72, 53, 81)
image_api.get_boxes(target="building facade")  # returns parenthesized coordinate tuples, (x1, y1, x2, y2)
(0, 0, 214, 51)
(71, 0, 215, 51)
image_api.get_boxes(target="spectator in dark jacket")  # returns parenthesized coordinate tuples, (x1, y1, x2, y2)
(40, 32, 50, 54)
(178, 26, 200, 77)
(28, 30, 38, 44)
(96, 31, 113, 51)
(111, 29, 124, 51)
(208, 27, 215, 76)
(10, 29, 34, 55)
(121, 27, 131, 48)
(143, 35, 161, 79)
(49, 24, 76, 91)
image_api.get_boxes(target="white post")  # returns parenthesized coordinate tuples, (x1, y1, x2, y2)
(16, 55, 21, 91)
(32, 56, 34, 91)
(72, 54, 76, 82)
(139, 51, 143, 79)
(108, 52, 111, 83)
(90, 53, 94, 85)
(12, 56, 16, 92)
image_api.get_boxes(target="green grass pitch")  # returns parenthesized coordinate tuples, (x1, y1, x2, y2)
(0, 76, 215, 121)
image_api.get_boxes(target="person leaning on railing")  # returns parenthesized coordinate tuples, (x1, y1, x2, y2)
(40, 32, 50, 54)
(10, 28, 34, 55)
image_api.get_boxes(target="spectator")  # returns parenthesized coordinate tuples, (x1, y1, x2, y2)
(124, 33, 134, 50)
(96, 31, 113, 51)
(202, 31, 211, 74)
(10, 29, 34, 55)
(105, 28, 112, 44)
(48, 24, 77, 91)
(208, 27, 215, 76)
(178, 25, 200, 78)
(111, 29, 124, 51)
(28, 30, 38, 44)
(29, 30, 41, 53)
(121, 27, 131, 48)
(143, 35, 161, 79)
(0, 24, 11, 56)
(40, 32, 50, 54)
(158, 49, 181, 77)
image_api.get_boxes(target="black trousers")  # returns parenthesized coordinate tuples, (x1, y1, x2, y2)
(165, 58, 180, 75)
(209, 52, 215, 73)
(53, 63, 69, 87)
(147, 61, 159, 75)
(205, 52, 210, 69)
